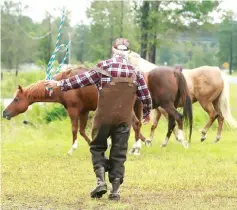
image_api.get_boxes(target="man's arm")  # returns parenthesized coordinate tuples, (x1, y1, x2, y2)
(135, 71, 152, 119)
(57, 69, 101, 91)
(46, 59, 113, 91)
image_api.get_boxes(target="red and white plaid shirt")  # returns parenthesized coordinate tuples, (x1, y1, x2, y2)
(58, 55, 152, 118)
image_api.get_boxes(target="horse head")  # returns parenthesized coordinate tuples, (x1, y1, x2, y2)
(2, 85, 30, 120)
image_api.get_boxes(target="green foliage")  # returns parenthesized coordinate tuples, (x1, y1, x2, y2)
(157, 39, 219, 68)
(217, 14, 237, 70)
(1, 0, 235, 74)
(86, 1, 140, 61)
(1, 71, 45, 98)
(42, 104, 67, 123)
(136, 1, 220, 62)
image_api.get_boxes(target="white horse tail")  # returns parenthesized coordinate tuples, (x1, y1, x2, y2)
(219, 72, 237, 128)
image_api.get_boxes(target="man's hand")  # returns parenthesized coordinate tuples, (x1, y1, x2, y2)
(45, 80, 59, 89)
(143, 115, 150, 125)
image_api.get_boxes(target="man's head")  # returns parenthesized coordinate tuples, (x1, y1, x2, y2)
(112, 38, 130, 58)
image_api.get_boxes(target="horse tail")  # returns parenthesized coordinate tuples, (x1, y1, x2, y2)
(218, 72, 237, 128)
(174, 71, 193, 142)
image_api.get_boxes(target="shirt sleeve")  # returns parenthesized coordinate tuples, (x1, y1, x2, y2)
(58, 69, 101, 91)
(135, 71, 152, 119)
(96, 58, 112, 70)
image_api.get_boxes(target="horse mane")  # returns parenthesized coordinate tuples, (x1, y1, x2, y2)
(54, 65, 89, 80)
(128, 51, 158, 72)
(24, 81, 47, 100)
(24, 66, 89, 100)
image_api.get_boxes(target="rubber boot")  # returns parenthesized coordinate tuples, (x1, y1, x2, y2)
(90, 167, 107, 198)
(105, 157, 111, 172)
(108, 178, 120, 201)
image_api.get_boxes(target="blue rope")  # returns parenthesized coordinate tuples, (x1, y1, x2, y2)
(46, 9, 69, 95)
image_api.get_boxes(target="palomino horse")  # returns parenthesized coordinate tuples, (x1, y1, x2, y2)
(145, 66, 237, 145)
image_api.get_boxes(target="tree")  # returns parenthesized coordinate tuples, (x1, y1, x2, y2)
(72, 22, 91, 62)
(217, 11, 237, 74)
(135, 0, 220, 63)
(1, 1, 47, 74)
(1, 1, 28, 74)
(86, 0, 139, 61)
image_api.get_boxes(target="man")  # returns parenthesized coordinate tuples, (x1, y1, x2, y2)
(45, 38, 152, 201)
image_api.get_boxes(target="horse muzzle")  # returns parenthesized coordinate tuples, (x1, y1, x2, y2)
(2, 110, 12, 120)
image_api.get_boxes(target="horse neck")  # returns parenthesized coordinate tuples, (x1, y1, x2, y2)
(138, 58, 157, 72)
(129, 53, 157, 72)
(24, 81, 60, 104)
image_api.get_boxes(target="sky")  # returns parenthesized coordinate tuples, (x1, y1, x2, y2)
(4, 0, 237, 26)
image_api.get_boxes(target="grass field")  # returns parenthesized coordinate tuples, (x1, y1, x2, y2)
(232, 71, 237, 77)
(1, 84, 237, 210)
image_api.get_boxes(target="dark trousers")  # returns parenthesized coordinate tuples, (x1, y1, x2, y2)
(90, 124, 130, 184)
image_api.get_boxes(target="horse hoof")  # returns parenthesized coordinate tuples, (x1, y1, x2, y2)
(182, 142, 189, 149)
(160, 143, 167, 148)
(201, 137, 206, 142)
(214, 138, 220, 143)
(67, 151, 73, 156)
(176, 138, 181, 142)
(145, 140, 152, 147)
(133, 149, 140, 156)
(128, 148, 135, 155)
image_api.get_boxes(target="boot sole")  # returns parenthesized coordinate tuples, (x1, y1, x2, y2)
(108, 194, 120, 201)
(91, 185, 107, 198)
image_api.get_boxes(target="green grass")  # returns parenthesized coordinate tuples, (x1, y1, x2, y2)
(1, 85, 237, 210)
(232, 71, 237, 77)
(1, 71, 45, 98)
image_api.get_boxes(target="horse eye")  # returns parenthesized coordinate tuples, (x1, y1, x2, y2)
(14, 97, 19, 102)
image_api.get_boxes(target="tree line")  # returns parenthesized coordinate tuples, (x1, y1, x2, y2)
(1, 0, 237, 75)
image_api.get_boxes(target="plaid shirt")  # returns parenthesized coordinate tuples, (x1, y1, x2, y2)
(58, 55, 152, 118)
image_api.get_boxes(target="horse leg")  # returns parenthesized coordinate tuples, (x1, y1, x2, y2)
(162, 105, 189, 148)
(161, 115, 176, 147)
(145, 108, 161, 147)
(213, 101, 224, 143)
(215, 115, 224, 143)
(128, 100, 144, 156)
(67, 107, 79, 155)
(199, 102, 218, 142)
(175, 112, 189, 148)
(160, 107, 179, 141)
(129, 113, 142, 156)
(79, 111, 91, 145)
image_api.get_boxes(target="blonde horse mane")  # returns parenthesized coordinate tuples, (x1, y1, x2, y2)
(128, 51, 158, 72)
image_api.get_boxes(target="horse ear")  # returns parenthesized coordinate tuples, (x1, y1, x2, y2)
(18, 85, 23, 92)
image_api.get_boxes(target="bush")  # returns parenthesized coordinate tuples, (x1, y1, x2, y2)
(42, 104, 68, 123)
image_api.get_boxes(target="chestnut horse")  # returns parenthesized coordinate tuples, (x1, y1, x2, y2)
(146, 66, 237, 145)
(2, 68, 97, 155)
(128, 67, 193, 154)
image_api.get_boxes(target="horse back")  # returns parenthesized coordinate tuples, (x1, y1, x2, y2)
(186, 66, 224, 102)
(55, 67, 98, 111)
(147, 67, 179, 108)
